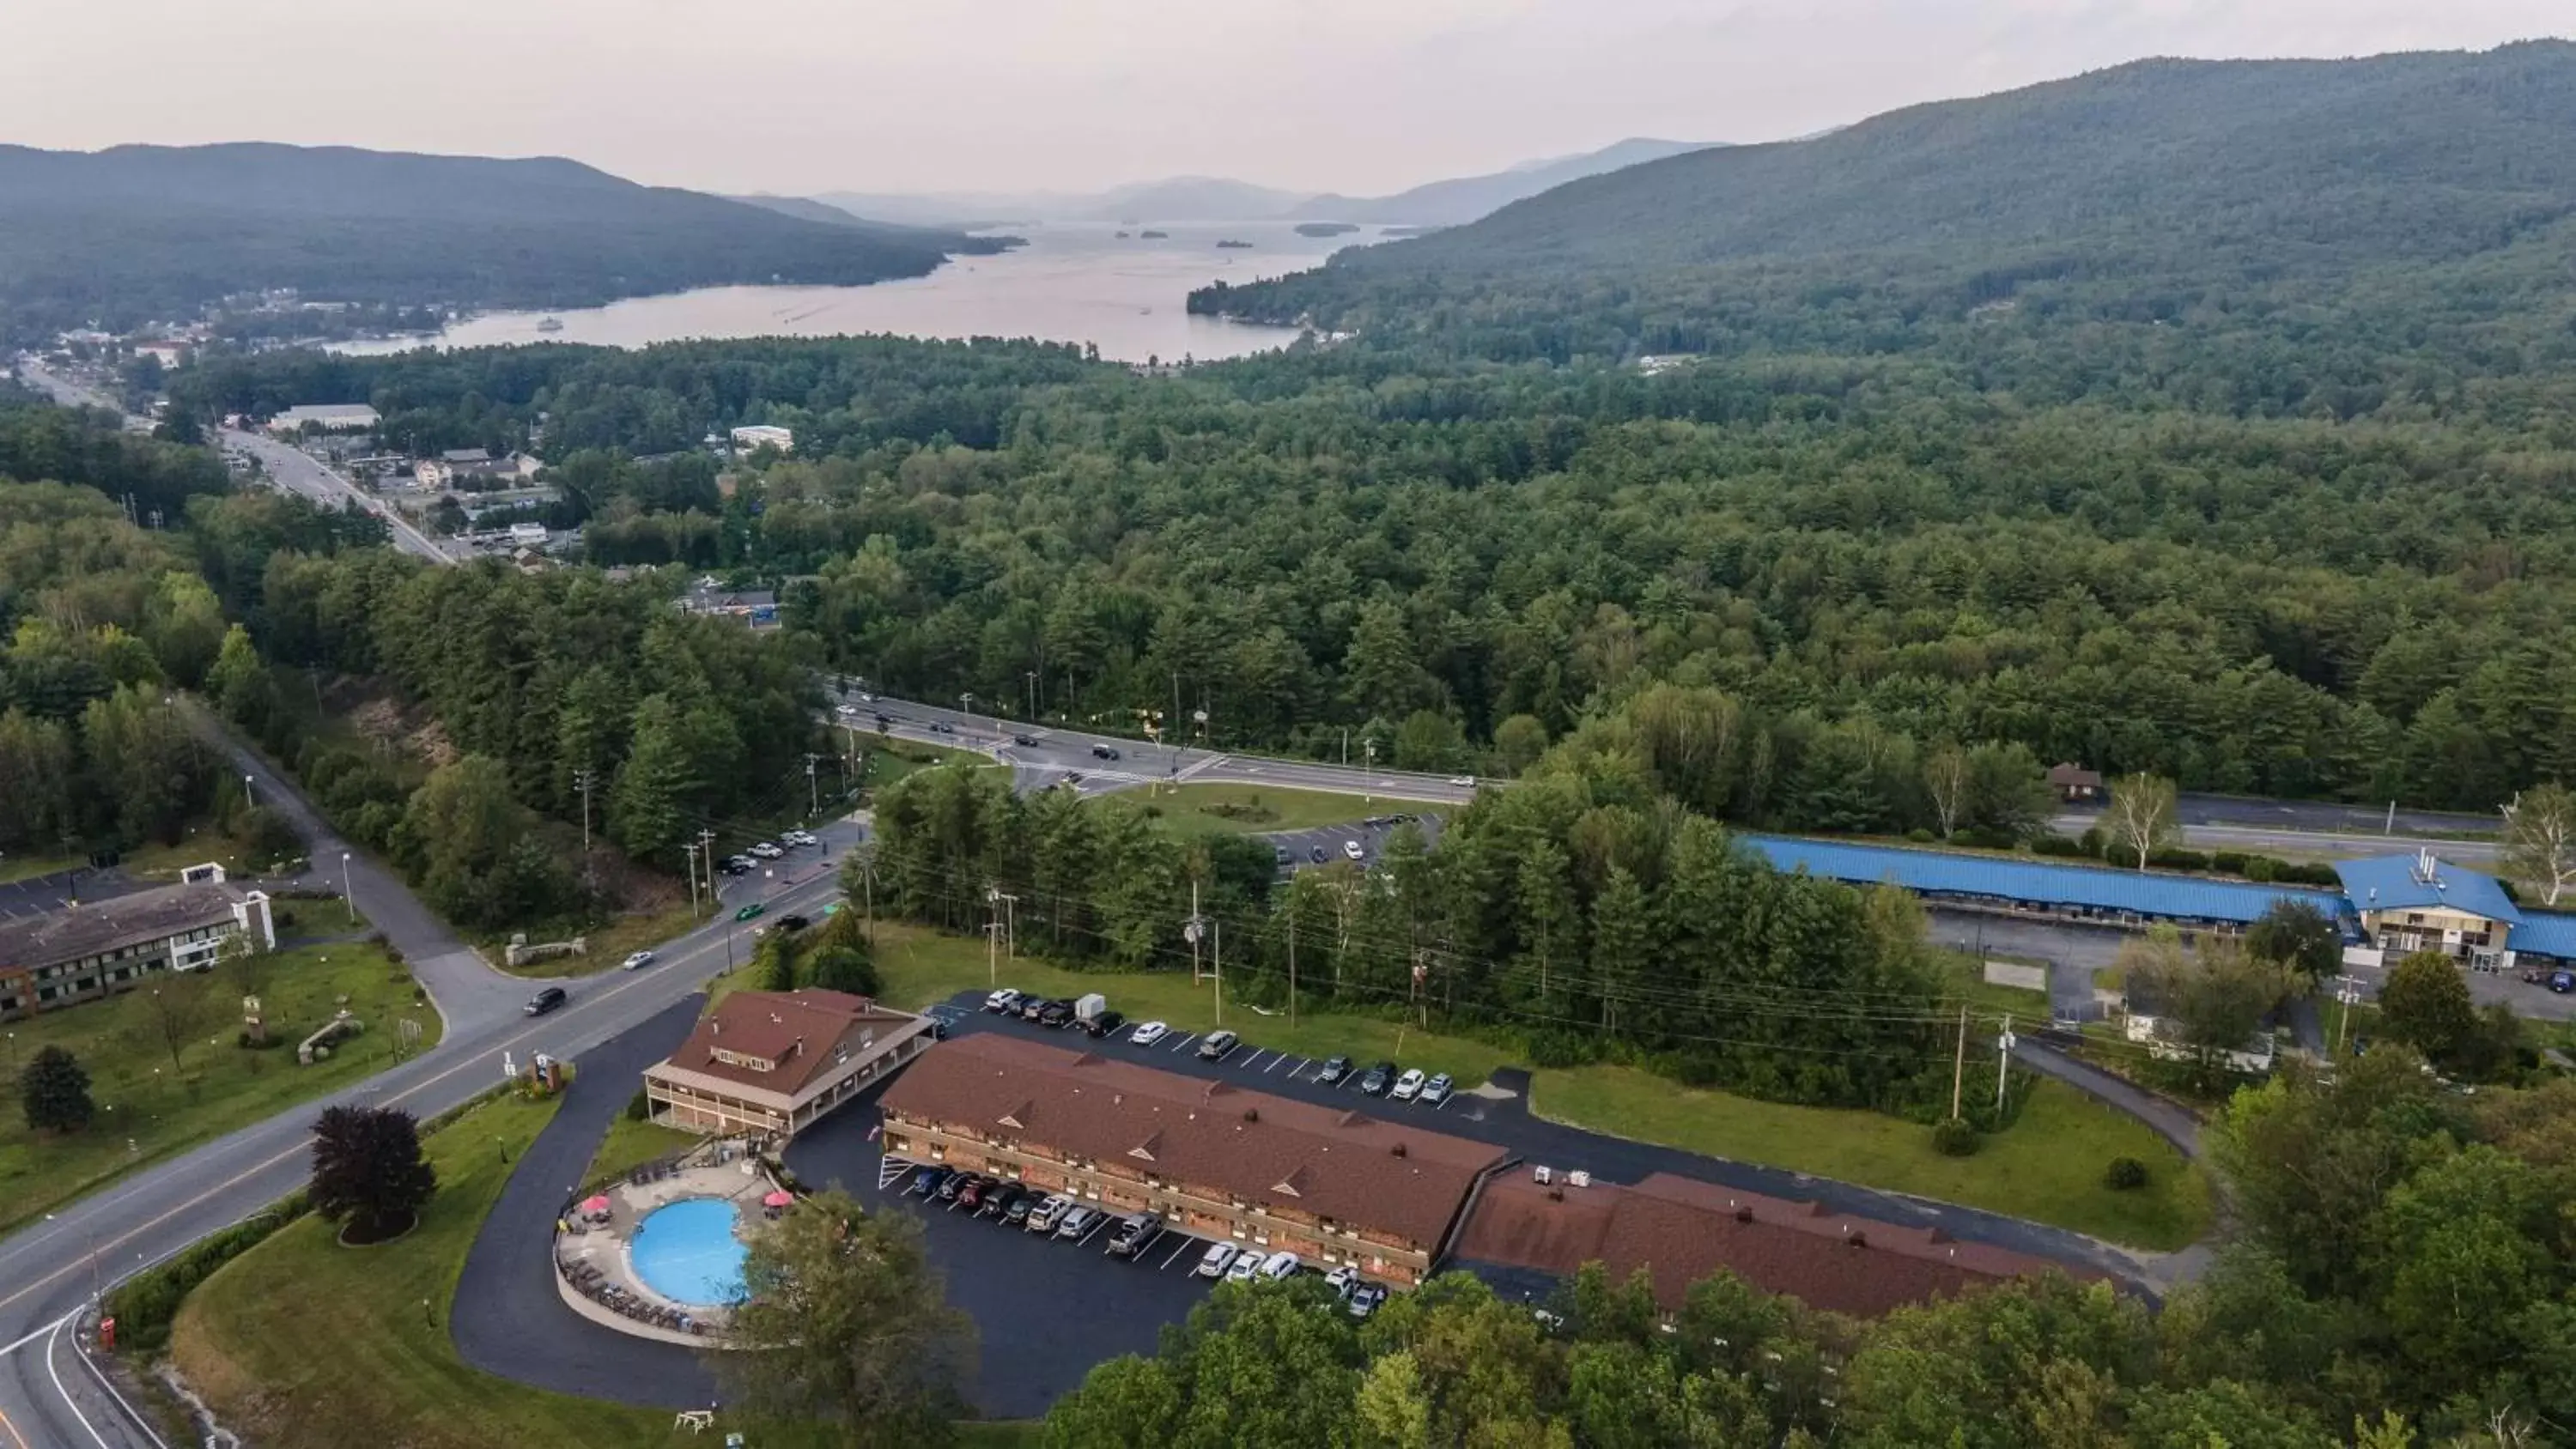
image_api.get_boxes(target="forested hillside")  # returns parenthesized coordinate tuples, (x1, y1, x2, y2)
(166, 331, 2576, 815)
(0, 142, 1003, 339)
(1192, 41, 2576, 382)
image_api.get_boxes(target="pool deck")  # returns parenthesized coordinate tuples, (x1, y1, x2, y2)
(552, 1147, 774, 1344)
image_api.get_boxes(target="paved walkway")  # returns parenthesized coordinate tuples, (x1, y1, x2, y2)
(2012, 1040, 2204, 1161)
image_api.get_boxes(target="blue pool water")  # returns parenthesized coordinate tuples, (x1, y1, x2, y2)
(629, 1198, 746, 1307)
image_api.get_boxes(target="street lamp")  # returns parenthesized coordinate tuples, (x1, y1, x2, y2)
(243, 773, 257, 810)
(959, 692, 975, 732)
(341, 852, 355, 925)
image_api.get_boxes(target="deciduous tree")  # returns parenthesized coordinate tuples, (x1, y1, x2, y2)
(2103, 773, 2180, 870)
(307, 1105, 436, 1241)
(2501, 782, 2576, 906)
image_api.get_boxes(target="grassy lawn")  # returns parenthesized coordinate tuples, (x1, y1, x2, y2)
(1530, 1066, 2214, 1252)
(169, 1082, 1036, 1446)
(121, 831, 255, 883)
(1120, 783, 1382, 837)
(583, 1114, 699, 1186)
(0, 850, 80, 885)
(860, 735, 999, 791)
(0, 940, 437, 1236)
(866, 922, 1519, 1087)
(1937, 953, 2054, 1022)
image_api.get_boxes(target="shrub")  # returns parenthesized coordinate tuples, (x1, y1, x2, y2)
(2243, 856, 2278, 882)
(105, 1195, 309, 1355)
(1905, 828, 1936, 843)
(2104, 1156, 2150, 1191)
(2147, 847, 2211, 871)
(1930, 1117, 1982, 1156)
(2078, 827, 2106, 858)
(2030, 835, 2084, 858)
(1955, 827, 2016, 851)
(626, 1087, 652, 1122)
(2209, 851, 2248, 875)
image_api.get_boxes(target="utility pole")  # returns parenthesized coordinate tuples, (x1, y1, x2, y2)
(1364, 738, 1376, 805)
(803, 754, 821, 819)
(2332, 973, 2365, 1054)
(1287, 910, 1297, 1029)
(1212, 916, 1224, 1027)
(684, 843, 702, 919)
(1995, 1015, 2016, 1115)
(2385, 800, 2397, 836)
(573, 767, 596, 888)
(854, 842, 877, 946)
(1949, 1003, 1968, 1120)
(984, 886, 1009, 985)
(1025, 670, 1037, 722)
(696, 830, 718, 916)
(1184, 880, 1207, 984)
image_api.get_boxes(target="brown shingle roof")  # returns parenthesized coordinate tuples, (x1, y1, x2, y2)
(663, 989, 920, 1098)
(1455, 1170, 2077, 1319)
(882, 1034, 1508, 1248)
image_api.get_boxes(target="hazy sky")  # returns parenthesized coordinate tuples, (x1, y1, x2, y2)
(3, 1, 2566, 196)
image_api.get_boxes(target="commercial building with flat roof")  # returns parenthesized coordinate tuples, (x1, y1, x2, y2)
(0, 872, 274, 1022)
(644, 988, 939, 1140)
(880, 1034, 1510, 1286)
(267, 403, 380, 433)
(1454, 1168, 2077, 1319)
(1746, 834, 2344, 933)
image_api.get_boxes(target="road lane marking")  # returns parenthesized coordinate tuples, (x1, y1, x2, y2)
(43, 1318, 108, 1449)
(0, 1404, 26, 1449)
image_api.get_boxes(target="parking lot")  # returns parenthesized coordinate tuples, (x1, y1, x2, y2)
(1261, 811, 1447, 876)
(0, 865, 138, 921)
(781, 1088, 1219, 1419)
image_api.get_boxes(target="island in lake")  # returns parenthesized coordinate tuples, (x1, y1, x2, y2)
(1139, 229, 1170, 239)
(1215, 239, 1255, 249)
(1294, 221, 1360, 238)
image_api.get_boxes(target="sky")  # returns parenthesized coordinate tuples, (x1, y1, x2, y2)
(2, 1, 2567, 197)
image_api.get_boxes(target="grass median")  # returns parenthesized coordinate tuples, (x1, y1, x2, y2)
(0, 937, 438, 1236)
(170, 1089, 1037, 1447)
(1530, 1064, 2214, 1252)
(1119, 783, 1383, 837)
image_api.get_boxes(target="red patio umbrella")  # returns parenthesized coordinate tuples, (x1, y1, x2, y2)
(761, 1190, 794, 1208)
(579, 1194, 612, 1216)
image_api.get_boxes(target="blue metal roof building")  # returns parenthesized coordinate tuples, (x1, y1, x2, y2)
(1741, 835, 2348, 929)
(2513, 912, 2576, 961)
(2333, 853, 2524, 925)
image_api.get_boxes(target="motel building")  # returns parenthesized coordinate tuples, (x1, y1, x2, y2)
(642, 988, 939, 1140)
(880, 1033, 1510, 1287)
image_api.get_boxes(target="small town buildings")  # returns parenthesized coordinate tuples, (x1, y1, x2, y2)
(1453, 1167, 2074, 1319)
(0, 870, 276, 1022)
(413, 449, 542, 489)
(643, 988, 939, 1140)
(267, 403, 380, 433)
(2047, 763, 2105, 802)
(880, 1034, 1511, 1286)
(680, 582, 779, 627)
(728, 424, 793, 453)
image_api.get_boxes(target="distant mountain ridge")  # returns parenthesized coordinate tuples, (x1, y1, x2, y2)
(0, 142, 994, 337)
(811, 137, 1718, 229)
(1188, 43, 2576, 346)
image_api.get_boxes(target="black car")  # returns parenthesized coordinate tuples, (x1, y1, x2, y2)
(1012, 733, 1038, 747)
(930, 721, 957, 734)
(1084, 1009, 1127, 1039)
(776, 914, 810, 933)
(1036, 1000, 1076, 1028)
(1358, 1061, 1396, 1096)
(985, 1184, 1028, 1219)
(1309, 846, 1329, 864)
(1317, 1055, 1353, 1085)
(1091, 743, 1121, 760)
(524, 985, 568, 1016)
(1004, 1191, 1038, 1226)
(720, 857, 753, 876)
(874, 713, 891, 728)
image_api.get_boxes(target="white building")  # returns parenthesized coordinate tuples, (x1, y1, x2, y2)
(269, 403, 380, 434)
(729, 424, 794, 453)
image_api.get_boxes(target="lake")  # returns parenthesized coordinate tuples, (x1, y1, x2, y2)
(335, 221, 1398, 363)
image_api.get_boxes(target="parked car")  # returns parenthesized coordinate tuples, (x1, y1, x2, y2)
(937, 1172, 971, 1202)
(2554, 970, 2576, 994)
(1004, 1191, 1039, 1226)
(1309, 846, 1329, 864)
(987, 987, 1024, 1014)
(1391, 1068, 1426, 1101)
(1084, 1009, 1127, 1039)
(524, 985, 568, 1016)
(734, 902, 765, 922)
(1019, 997, 1050, 1021)
(1196, 1241, 1242, 1278)
(1224, 1252, 1264, 1283)
(1324, 1265, 1360, 1299)
(981, 1185, 1024, 1218)
(909, 1167, 951, 1198)
(620, 950, 655, 971)
(1197, 1029, 1241, 1060)
(1343, 840, 1365, 861)
(1108, 1211, 1164, 1258)
(1358, 1062, 1396, 1095)
(1091, 743, 1121, 760)
(750, 841, 784, 859)
(1274, 846, 1292, 866)
(782, 829, 818, 847)
(957, 1177, 992, 1210)
(1129, 1020, 1170, 1046)
(720, 856, 754, 876)
(1037, 1000, 1076, 1028)
(1317, 1055, 1353, 1085)
(1419, 1072, 1454, 1106)
(1054, 1205, 1102, 1241)
(1346, 1283, 1388, 1320)
(1025, 1195, 1071, 1234)
(1258, 1250, 1300, 1280)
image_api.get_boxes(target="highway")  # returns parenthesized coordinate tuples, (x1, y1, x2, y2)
(217, 427, 454, 565)
(0, 792, 861, 1449)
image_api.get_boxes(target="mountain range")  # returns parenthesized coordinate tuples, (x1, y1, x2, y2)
(812, 137, 1716, 230)
(0, 143, 1001, 339)
(1188, 41, 2576, 349)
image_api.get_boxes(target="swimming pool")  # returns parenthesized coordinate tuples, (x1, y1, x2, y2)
(629, 1198, 746, 1307)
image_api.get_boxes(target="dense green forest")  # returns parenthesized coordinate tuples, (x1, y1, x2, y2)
(167, 325, 2576, 815)
(0, 142, 1005, 341)
(1042, 1057, 2576, 1447)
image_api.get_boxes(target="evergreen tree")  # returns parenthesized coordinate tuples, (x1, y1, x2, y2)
(307, 1105, 436, 1240)
(20, 1045, 94, 1133)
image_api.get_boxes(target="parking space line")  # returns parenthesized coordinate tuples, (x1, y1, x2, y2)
(1269, 1055, 1300, 1075)
(1219, 1044, 1249, 1064)
(1238, 1050, 1267, 1070)
(1075, 1216, 1109, 1247)
(1157, 1236, 1194, 1271)
(1168, 1033, 1197, 1052)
